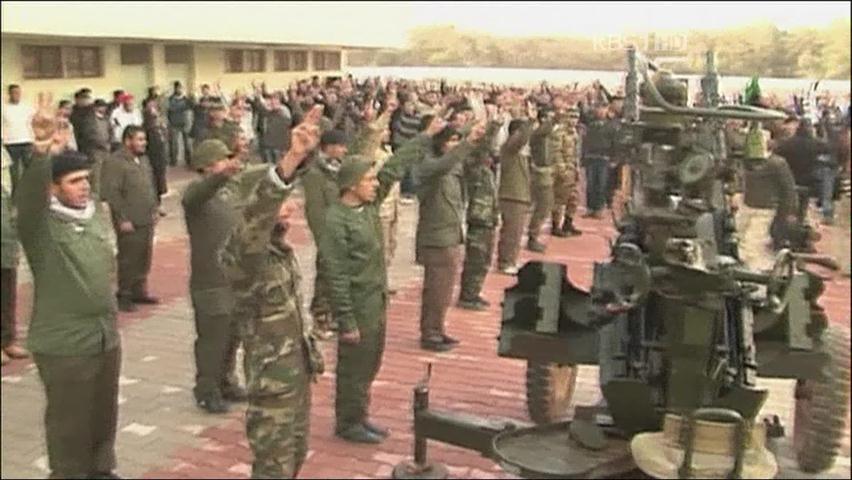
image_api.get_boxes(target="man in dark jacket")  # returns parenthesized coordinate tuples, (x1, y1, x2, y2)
(167, 81, 194, 167)
(582, 105, 617, 218)
(259, 94, 292, 164)
(101, 125, 160, 312)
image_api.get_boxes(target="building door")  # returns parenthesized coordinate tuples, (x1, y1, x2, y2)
(164, 44, 192, 93)
(119, 44, 153, 100)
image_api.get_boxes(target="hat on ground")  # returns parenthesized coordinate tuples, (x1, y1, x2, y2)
(630, 413, 777, 479)
(52, 151, 91, 182)
(321, 129, 348, 147)
(336, 156, 374, 191)
(192, 139, 232, 171)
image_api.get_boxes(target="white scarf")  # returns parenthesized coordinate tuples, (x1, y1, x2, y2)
(49, 196, 96, 221)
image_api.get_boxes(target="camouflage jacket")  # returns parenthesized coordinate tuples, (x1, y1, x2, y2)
(464, 121, 502, 228)
(220, 166, 324, 378)
(551, 126, 581, 169)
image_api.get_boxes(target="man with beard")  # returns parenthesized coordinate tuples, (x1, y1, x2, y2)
(101, 125, 160, 312)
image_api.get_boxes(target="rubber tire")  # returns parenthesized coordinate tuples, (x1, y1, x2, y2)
(525, 361, 579, 424)
(793, 325, 851, 473)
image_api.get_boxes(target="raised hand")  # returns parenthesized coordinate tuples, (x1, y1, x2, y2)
(32, 92, 57, 144)
(425, 116, 447, 137)
(467, 120, 488, 143)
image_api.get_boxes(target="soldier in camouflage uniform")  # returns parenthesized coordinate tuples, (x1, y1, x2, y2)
(458, 120, 502, 310)
(527, 109, 557, 252)
(551, 108, 583, 237)
(195, 102, 243, 152)
(220, 112, 325, 478)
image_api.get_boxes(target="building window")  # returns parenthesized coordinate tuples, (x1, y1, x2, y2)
(225, 49, 266, 73)
(274, 50, 308, 72)
(21, 45, 63, 79)
(121, 44, 151, 65)
(246, 49, 266, 72)
(22, 45, 102, 79)
(165, 45, 191, 64)
(313, 51, 341, 71)
(64, 46, 102, 78)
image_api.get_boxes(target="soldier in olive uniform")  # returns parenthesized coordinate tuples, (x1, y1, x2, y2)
(18, 94, 121, 479)
(458, 120, 502, 310)
(220, 115, 324, 478)
(195, 102, 243, 151)
(737, 124, 799, 271)
(551, 108, 583, 237)
(527, 109, 557, 252)
(319, 128, 431, 443)
(302, 129, 349, 338)
(1, 146, 28, 365)
(182, 139, 249, 414)
(496, 118, 533, 275)
(101, 125, 160, 312)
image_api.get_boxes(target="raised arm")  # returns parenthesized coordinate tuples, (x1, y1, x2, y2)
(16, 93, 72, 242)
(500, 120, 532, 156)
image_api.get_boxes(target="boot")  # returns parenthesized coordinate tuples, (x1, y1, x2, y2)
(362, 419, 390, 438)
(196, 391, 229, 414)
(337, 424, 385, 444)
(118, 297, 137, 313)
(457, 297, 488, 311)
(527, 238, 547, 253)
(222, 383, 247, 402)
(563, 216, 582, 236)
(551, 219, 567, 237)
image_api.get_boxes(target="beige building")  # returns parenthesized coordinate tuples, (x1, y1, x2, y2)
(1, 2, 386, 102)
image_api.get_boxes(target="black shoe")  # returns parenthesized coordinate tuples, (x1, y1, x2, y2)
(474, 296, 491, 308)
(441, 335, 460, 346)
(564, 217, 582, 236)
(420, 338, 454, 352)
(336, 424, 384, 444)
(457, 298, 487, 311)
(363, 419, 389, 438)
(118, 298, 137, 313)
(196, 392, 229, 414)
(132, 295, 160, 305)
(527, 239, 547, 253)
(552, 226, 568, 238)
(222, 384, 247, 402)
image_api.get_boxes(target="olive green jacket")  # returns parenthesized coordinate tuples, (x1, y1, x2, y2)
(101, 148, 159, 228)
(413, 134, 480, 250)
(319, 137, 423, 333)
(16, 153, 118, 355)
(498, 120, 534, 204)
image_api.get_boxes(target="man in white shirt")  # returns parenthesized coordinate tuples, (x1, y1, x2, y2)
(1, 84, 35, 193)
(109, 93, 142, 152)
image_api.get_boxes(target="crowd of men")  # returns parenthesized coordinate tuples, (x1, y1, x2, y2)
(1, 73, 850, 479)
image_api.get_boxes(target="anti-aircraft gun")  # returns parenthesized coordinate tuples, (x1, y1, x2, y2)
(393, 48, 849, 479)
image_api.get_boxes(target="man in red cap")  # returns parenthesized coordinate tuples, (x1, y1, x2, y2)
(109, 92, 142, 152)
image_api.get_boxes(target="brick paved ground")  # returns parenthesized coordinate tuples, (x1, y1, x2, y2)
(2, 166, 850, 479)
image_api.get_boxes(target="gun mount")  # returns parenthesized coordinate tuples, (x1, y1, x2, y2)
(394, 49, 849, 480)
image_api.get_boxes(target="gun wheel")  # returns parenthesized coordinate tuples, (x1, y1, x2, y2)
(793, 325, 850, 473)
(526, 361, 578, 424)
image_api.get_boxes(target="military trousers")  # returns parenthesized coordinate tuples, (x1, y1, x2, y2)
(336, 291, 387, 431)
(244, 337, 311, 479)
(552, 164, 580, 222)
(834, 194, 851, 276)
(528, 177, 555, 240)
(1, 267, 17, 348)
(417, 246, 462, 341)
(116, 224, 154, 300)
(460, 225, 496, 301)
(497, 200, 531, 269)
(34, 347, 121, 479)
(84, 149, 110, 200)
(380, 213, 399, 269)
(310, 253, 333, 330)
(191, 304, 239, 399)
